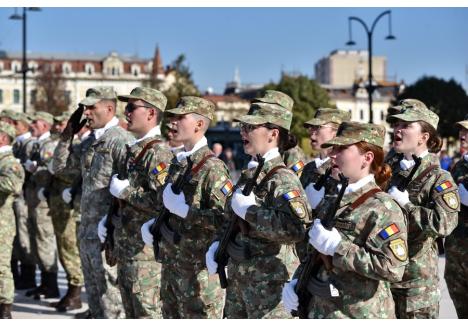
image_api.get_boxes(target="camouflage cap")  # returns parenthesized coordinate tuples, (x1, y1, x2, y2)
(0, 109, 15, 119)
(33, 111, 54, 125)
(455, 114, 468, 130)
(253, 90, 294, 111)
(322, 121, 386, 149)
(0, 121, 16, 139)
(53, 112, 71, 123)
(79, 86, 117, 106)
(166, 96, 215, 120)
(117, 87, 168, 112)
(234, 102, 293, 131)
(387, 99, 439, 130)
(304, 108, 351, 127)
(10, 111, 32, 124)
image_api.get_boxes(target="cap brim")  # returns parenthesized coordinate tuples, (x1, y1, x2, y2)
(321, 136, 359, 148)
(79, 97, 101, 106)
(455, 121, 468, 130)
(386, 112, 421, 124)
(166, 107, 189, 115)
(303, 118, 326, 127)
(234, 115, 269, 125)
(117, 94, 141, 102)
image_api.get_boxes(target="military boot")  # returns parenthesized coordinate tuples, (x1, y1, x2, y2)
(51, 285, 82, 312)
(11, 259, 20, 288)
(74, 309, 91, 319)
(15, 264, 37, 290)
(0, 304, 12, 319)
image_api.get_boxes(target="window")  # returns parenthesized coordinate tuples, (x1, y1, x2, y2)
(13, 89, 20, 104)
(0, 89, 3, 104)
(360, 109, 364, 120)
(381, 110, 385, 122)
(85, 63, 94, 75)
(62, 62, 72, 75)
(30, 89, 37, 105)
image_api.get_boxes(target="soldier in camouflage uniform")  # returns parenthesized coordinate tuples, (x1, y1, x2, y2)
(53, 87, 130, 318)
(283, 122, 408, 318)
(300, 108, 351, 213)
(9, 112, 37, 290)
(0, 122, 25, 318)
(206, 91, 310, 318)
(98, 87, 173, 318)
(24, 111, 60, 300)
(141, 96, 228, 318)
(386, 99, 459, 318)
(48, 113, 85, 312)
(444, 115, 468, 318)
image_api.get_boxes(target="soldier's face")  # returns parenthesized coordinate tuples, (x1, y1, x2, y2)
(169, 114, 198, 143)
(460, 129, 468, 150)
(31, 119, 49, 137)
(308, 124, 338, 151)
(0, 117, 14, 125)
(125, 99, 155, 136)
(84, 101, 114, 129)
(330, 144, 372, 183)
(13, 120, 29, 136)
(240, 123, 279, 156)
(392, 121, 428, 154)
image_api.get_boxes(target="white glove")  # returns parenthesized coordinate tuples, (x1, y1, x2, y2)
(37, 187, 47, 201)
(97, 215, 108, 243)
(109, 174, 130, 199)
(231, 189, 256, 219)
(24, 159, 38, 173)
(308, 219, 342, 256)
(163, 183, 189, 218)
(305, 183, 325, 209)
(388, 186, 410, 206)
(141, 218, 155, 246)
(282, 279, 299, 313)
(459, 183, 468, 206)
(62, 187, 72, 204)
(47, 160, 55, 175)
(205, 241, 219, 275)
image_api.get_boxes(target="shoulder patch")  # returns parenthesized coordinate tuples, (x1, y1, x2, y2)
(282, 190, 300, 201)
(220, 180, 234, 197)
(152, 162, 168, 185)
(43, 151, 53, 160)
(291, 161, 305, 173)
(289, 200, 307, 219)
(442, 192, 459, 210)
(389, 238, 408, 262)
(152, 162, 167, 175)
(378, 223, 400, 240)
(435, 180, 453, 192)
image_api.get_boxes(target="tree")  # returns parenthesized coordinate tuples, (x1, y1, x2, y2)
(33, 63, 69, 115)
(262, 74, 332, 140)
(396, 76, 468, 139)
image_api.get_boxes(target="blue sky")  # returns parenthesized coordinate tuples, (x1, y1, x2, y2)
(0, 7, 467, 93)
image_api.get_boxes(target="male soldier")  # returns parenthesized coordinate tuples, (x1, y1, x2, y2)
(251, 91, 308, 176)
(165, 120, 184, 154)
(53, 87, 130, 319)
(0, 109, 15, 124)
(47, 112, 85, 312)
(97, 87, 173, 318)
(445, 115, 468, 318)
(9, 112, 37, 290)
(24, 111, 59, 300)
(141, 96, 229, 318)
(0, 122, 25, 318)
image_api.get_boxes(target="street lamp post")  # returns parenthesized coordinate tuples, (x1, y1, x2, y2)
(346, 10, 395, 123)
(9, 7, 41, 113)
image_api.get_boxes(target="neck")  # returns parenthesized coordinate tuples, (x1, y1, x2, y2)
(404, 146, 428, 160)
(319, 148, 330, 159)
(136, 124, 156, 140)
(184, 134, 204, 151)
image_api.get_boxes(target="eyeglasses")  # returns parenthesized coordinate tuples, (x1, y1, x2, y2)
(239, 122, 264, 133)
(307, 125, 337, 134)
(125, 103, 154, 113)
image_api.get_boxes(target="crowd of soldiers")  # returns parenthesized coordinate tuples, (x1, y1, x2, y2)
(0, 86, 466, 319)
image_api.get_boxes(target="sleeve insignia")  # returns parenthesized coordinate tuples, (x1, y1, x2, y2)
(442, 192, 459, 210)
(156, 171, 168, 186)
(291, 161, 305, 173)
(435, 180, 453, 192)
(152, 162, 167, 175)
(289, 201, 307, 219)
(42, 151, 53, 160)
(378, 223, 400, 240)
(220, 180, 234, 197)
(389, 238, 408, 262)
(282, 190, 300, 200)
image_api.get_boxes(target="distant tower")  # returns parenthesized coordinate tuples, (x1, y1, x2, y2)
(152, 45, 165, 80)
(234, 66, 241, 86)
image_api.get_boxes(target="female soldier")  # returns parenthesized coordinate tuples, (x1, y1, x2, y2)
(205, 91, 311, 318)
(444, 114, 468, 319)
(386, 99, 459, 318)
(282, 121, 408, 318)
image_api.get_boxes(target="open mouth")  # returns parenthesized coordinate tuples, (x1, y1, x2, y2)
(242, 138, 250, 146)
(394, 135, 402, 142)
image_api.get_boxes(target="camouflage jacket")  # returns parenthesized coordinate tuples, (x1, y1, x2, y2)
(388, 153, 459, 310)
(218, 155, 310, 279)
(303, 180, 408, 318)
(0, 148, 25, 234)
(282, 145, 308, 177)
(446, 156, 468, 240)
(115, 134, 174, 260)
(12, 134, 35, 164)
(158, 145, 230, 269)
(28, 134, 56, 191)
(53, 125, 134, 240)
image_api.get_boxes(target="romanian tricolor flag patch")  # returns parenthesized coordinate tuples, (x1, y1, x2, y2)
(283, 190, 300, 201)
(435, 181, 453, 193)
(378, 224, 400, 240)
(151, 162, 167, 175)
(220, 180, 234, 196)
(291, 161, 305, 173)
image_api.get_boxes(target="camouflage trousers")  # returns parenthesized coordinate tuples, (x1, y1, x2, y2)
(0, 215, 15, 304)
(444, 236, 468, 319)
(160, 262, 224, 318)
(393, 290, 440, 319)
(49, 194, 84, 286)
(26, 187, 58, 273)
(12, 194, 36, 265)
(79, 238, 125, 319)
(117, 258, 162, 318)
(224, 258, 291, 319)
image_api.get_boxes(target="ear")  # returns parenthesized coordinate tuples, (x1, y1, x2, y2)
(268, 128, 279, 143)
(420, 131, 430, 144)
(362, 150, 374, 168)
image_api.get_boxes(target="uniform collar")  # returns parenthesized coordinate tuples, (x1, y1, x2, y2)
(16, 131, 32, 143)
(338, 174, 375, 195)
(464, 154, 468, 162)
(314, 156, 330, 169)
(129, 125, 161, 146)
(37, 131, 51, 142)
(176, 136, 208, 162)
(93, 117, 119, 140)
(246, 147, 280, 169)
(0, 145, 12, 153)
(400, 150, 429, 171)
